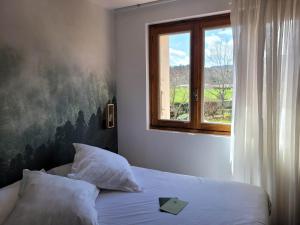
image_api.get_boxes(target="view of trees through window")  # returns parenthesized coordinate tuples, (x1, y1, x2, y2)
(159, 27, 233, 124)
(203, 27, 233, 124)
(158, 32, 191, 121)
(169, 65, 190, 121)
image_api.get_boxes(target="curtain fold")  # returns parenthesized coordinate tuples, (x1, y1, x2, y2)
(230, 0, 300, 224)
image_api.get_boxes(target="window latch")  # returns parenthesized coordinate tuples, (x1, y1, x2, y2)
(192, 89, 199, 102)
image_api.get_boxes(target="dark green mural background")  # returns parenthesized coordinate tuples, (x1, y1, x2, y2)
(0, 46, 117, 188)
(0, 0, 117, 188)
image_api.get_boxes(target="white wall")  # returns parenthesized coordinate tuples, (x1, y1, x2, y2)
(115, 0, 232, 180)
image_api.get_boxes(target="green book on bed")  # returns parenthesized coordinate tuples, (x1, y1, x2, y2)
(159, 197, 188, 215)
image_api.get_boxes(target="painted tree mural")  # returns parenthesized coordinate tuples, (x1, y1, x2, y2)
(0, 46, 117, 188)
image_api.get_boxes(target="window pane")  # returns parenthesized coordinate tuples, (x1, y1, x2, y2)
(203, 27, 233, 124)
(158, 32, 191, 121)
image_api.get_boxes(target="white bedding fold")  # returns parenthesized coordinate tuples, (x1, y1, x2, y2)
(96, 166, 269, 225)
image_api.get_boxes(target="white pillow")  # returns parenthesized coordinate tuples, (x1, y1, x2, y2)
(0, 181, 20, 225)
(47, 163, 73, 177)
(68, 143, 141, 192)
(0, 169, 46, 224)
(3, 170, 99, 225)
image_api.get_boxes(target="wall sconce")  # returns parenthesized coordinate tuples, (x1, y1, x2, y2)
(106, 103, 115, 128)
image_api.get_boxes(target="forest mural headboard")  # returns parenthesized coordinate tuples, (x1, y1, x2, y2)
(0, 0, 117, 188)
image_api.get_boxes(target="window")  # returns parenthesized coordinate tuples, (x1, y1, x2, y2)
(158, 32, 191, 122)
(149, 14, 232, 135)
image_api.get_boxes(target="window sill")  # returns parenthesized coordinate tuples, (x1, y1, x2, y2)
(150, 125, 231, 136)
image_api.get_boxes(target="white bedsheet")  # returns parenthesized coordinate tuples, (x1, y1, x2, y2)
(96, 166, 269, 225)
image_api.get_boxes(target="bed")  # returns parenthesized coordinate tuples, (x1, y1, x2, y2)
(1, 145, 270, 225)
(96, 166, 270, 225)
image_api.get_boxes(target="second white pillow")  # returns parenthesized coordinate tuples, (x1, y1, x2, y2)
(68, 143, 141, 192)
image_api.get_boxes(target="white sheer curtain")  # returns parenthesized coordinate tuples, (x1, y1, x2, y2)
(230, 0, 300, 224)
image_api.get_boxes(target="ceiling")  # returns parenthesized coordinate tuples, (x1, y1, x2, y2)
(94, 0, 160, 9)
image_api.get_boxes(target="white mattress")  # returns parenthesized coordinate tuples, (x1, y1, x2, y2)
(96, 166, 269, 225)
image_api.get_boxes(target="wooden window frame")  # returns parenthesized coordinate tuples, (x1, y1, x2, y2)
(149, 14, 231, 135)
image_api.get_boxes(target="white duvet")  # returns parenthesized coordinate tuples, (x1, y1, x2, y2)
(0, 165, 269, 225)
(96, 166, 269, 225)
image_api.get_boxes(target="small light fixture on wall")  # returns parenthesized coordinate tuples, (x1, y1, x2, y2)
(106, 103, 115, 128)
